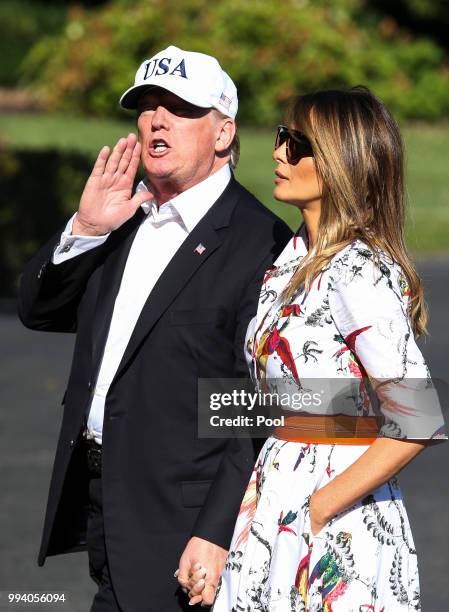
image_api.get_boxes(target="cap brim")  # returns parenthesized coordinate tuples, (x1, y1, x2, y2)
(119, 80, 213, 110)
(120, 84, 155, 109)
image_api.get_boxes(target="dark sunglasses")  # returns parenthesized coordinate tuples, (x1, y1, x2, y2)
(275, 125, 314, 164)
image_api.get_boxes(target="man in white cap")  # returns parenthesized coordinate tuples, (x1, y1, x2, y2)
(18, 46, 291, 611)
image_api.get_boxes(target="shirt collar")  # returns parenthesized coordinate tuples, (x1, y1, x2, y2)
(136, 164, 231, 233)
(293, 222, 309, 256)
(272, 222, 308, 268)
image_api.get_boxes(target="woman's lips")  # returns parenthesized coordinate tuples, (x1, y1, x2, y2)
(275, 170, 288, 183)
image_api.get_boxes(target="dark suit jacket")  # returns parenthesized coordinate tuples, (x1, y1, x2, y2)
(18, 176, 292, 611)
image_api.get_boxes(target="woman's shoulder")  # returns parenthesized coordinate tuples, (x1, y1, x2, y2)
(268, 222, 308, 270)
(326, 238, 407, 295)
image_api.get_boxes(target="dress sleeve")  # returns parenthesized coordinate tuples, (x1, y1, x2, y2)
(327, 243, 448, 441)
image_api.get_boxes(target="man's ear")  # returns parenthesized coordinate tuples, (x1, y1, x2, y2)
(215, 118, 236, 153)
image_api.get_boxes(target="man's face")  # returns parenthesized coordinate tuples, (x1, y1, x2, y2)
(136, 87, 223, 195)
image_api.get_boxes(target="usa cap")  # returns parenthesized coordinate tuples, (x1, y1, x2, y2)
(119, 45, 238, 119)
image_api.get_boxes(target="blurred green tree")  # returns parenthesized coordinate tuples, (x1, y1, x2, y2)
(368, 0, 449, 51)
(0, 1, 66, 87)
(14, 0, 449, 123)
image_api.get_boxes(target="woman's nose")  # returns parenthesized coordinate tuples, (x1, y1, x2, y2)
(273, 142, 287, 164)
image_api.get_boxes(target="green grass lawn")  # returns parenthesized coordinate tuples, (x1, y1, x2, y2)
(1, 113, 448, 252)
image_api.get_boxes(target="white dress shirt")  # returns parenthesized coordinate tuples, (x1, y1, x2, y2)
(52, 164, 231, 444)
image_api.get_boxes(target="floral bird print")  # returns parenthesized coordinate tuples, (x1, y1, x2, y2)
(295, 536, 314, 604)
(333, 326, 372, 380)
(398, 273, 410, 297)
(281, 304, 301, 318)
(333, 326, 372, 362)
(299, 340, 322, 364)
(293, 443, 311, 470)
(309, 541, 350, 610)
(232, 472, 258, 551)
(256, 326, 301, 387)
(278, 510, 298, 535)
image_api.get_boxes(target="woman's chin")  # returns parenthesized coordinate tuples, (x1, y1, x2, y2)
(273, 184, 287, 202)
(273, 186, 295, 205)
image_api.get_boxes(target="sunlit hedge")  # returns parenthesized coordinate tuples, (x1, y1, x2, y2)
(21, 0, 449, 124)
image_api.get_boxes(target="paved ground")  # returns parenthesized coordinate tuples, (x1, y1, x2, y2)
(0, 259, 448, 611)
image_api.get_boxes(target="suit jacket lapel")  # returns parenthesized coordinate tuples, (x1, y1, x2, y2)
(109, 176, 242, 388)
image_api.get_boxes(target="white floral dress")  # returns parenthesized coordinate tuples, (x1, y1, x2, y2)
(212, 224, 447, 612)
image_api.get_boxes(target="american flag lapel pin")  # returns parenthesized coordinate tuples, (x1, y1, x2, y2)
(194, 243, 206, 255)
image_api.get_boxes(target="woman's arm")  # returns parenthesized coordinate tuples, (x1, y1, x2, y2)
(310, 244, 448, 534)
(310, 437, 429, 534)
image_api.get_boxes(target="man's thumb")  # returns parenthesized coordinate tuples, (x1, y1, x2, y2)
(131, 189, 154, 210)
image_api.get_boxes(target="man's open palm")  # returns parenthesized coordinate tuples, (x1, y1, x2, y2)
(74, 133, 152, 236)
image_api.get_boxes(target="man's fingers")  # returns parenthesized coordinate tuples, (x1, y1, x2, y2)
(188, 568, 207, 589)
(177, 552, 193, 592)
(188, 578, 206, 603)
(117, 133, 137, 175)
(200, 584, 217, 606)
(90, 145, 110, 177)
(104, 137, 128, 175)
(177, 572, 189, 586)
(189, 578, 205, 595)
(125, 139, 142, 180)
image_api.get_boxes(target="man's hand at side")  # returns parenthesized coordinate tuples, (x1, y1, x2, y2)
(73, 133, 152, 237)
(176, 536, 227, 607)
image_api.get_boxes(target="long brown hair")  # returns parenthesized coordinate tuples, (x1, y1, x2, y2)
(283, 86, 427, 337)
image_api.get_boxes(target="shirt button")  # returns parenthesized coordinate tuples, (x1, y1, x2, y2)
(69, 439, 76, 447)
(87, 381, 92, 389)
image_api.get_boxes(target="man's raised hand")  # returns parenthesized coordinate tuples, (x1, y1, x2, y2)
(72, 133, 152, 236)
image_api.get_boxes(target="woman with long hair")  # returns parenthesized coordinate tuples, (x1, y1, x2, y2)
(187, 87, 447, 610)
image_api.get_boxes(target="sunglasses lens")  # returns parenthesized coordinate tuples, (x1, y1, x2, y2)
(275, 126, 313, 164)
(275, 127, 288, 151)
(287, 139, 312, 164)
